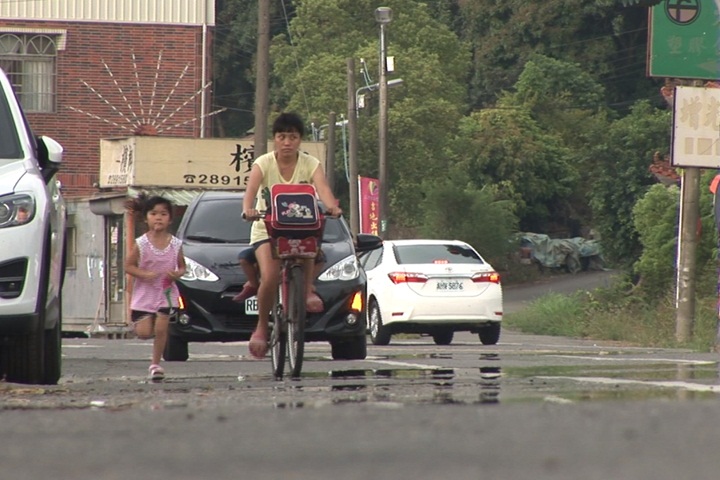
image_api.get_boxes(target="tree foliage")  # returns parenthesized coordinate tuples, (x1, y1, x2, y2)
(454, 0, 659, 111)
(268, 0, 470, 231)
(212, 0, 677, 273)
(452, 106, 577, 232)
(587, 100, 670, 264)
(213, 0, 277, 136)
(632, 184, 678, 297)
(418, 167, 518, 265)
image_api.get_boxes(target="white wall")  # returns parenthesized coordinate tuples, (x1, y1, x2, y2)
(0, 0, 214, 26)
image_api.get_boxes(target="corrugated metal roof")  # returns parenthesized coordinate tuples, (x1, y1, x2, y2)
(128, 187, 231, 206)
(0, 0, 215, 25)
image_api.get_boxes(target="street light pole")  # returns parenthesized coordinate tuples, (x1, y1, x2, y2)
(375, 6, 392, 239)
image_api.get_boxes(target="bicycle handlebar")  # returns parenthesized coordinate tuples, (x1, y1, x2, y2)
(241, 211, 266, 222)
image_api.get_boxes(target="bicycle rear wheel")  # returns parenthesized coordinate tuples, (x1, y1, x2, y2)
(286, 264, 306, 378)
(270, 289, 286, 379)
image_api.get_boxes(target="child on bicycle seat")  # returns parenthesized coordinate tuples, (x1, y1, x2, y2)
(232, 248, 260, 303)
(242, 112, 342, 359)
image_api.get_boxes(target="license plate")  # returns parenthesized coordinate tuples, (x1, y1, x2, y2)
(437, 280, 463, 291)
(245, 296, 258, 315)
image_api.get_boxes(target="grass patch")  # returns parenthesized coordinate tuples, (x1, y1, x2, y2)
(504, 277, 719, 352)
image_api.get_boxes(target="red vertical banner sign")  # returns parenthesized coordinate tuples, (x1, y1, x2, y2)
(358, 176, 380, 235)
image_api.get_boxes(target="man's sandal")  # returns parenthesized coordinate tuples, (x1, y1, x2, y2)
(248, 331, 268, 359)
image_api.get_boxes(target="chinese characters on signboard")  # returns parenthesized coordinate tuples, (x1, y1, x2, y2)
(358, 176, 380, 235)
(672, 86, 720, 168)
(99, 137, 326, 189)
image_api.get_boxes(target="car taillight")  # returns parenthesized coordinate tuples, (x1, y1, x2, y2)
(178, 296, 186, 309)
(388, 272, 428, 284)
(472, 272, 500, 284)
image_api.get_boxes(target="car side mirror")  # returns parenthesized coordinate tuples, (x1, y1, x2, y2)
(355, 233, 382, 253)
(37, 136, 63, 181)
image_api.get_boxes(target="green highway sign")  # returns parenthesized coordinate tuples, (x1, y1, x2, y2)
(649, 0, 720, 79)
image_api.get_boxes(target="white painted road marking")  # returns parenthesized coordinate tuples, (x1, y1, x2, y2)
(539, 376, 720, 393)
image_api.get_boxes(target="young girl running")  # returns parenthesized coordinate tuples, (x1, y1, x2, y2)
(125, 194, 186, 380)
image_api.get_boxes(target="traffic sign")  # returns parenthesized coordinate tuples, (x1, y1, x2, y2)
(649, 0, 720, 80)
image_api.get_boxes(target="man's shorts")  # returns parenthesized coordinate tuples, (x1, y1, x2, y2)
(238, 248, 256, 263)
(249, 240, 326, 264)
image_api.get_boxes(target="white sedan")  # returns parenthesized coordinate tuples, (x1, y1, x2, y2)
(360, 239, 503, 346)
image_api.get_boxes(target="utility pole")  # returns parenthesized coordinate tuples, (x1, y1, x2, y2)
(347, 58, 359, 237)
(253, 0, 270, 157)
(676, 167, 700, 342)
(326, 111, 336, 193)
(376, 7, 392, 239)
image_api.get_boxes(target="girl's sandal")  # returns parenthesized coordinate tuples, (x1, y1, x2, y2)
(148, 364, 165, 381)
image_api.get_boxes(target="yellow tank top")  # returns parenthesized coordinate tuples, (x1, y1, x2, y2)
(249, 150, 320, 245)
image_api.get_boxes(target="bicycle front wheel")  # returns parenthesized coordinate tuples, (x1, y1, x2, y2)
(286, 264, 306, 378)
(270, 289, 286, 379)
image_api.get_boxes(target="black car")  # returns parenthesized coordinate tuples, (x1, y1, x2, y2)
(165, 190, 382, 361)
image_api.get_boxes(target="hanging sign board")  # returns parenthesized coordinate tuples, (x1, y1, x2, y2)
(671, 85, 720, 168)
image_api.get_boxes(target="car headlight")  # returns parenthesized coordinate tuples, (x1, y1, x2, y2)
(318, 255, 360, 282)
(181, 257, 219, 282)
(0, 194, 35, 228)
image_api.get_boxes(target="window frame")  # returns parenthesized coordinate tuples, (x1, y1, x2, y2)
(0, 32, 59, 113)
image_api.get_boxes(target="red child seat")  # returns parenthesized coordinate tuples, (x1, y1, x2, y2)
(264, 183, 325, 259)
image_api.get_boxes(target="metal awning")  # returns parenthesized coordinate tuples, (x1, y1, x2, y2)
(90, 187, 242, 216)
(127, 187, 210, 206)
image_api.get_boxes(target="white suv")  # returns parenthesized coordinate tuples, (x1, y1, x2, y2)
(0, 67, 66, 384)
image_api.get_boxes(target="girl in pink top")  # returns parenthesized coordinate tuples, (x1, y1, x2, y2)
(125, 194, 186, 381)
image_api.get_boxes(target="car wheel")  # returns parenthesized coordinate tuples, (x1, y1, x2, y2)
(432, 330, 453, 345)
(368, 299, 391, 346)
(478, 323, 501, 345)
(164, 335, 189, 361)
(331, 335, 367, 360)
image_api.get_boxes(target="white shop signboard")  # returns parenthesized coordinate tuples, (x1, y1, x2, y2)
(672, 86, 720, 168)
(99, 136, 326, 189)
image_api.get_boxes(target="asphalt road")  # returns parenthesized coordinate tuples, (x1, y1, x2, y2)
(503, 268, 619, 314)
(5, 269, 720, 480)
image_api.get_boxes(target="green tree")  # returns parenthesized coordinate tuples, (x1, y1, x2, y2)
(496, 54, 612, 233)
(455, 0, 659, 112)
(268, 0, 470, 231)
(419, 167, 518, 265)
(213, 0, 290, 137)
(587, 100, 671, 264)
(632, 183, 678, 297)
(451, 104, 577, 232)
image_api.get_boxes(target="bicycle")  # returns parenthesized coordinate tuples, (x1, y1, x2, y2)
(243, 184, 327, 378)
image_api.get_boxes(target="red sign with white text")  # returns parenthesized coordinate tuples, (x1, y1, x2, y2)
(358, 176, 380, 235)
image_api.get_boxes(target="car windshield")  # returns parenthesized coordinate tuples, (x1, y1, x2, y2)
(0, 86, 23, 161)
(393, 244, 485, 265)
(184, 198, 250, 243)
(183, 197, 348, 244)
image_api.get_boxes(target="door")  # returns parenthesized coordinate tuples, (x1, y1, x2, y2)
(106, 215, 125, 323)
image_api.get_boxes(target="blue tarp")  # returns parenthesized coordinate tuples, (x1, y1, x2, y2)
(518, 233, 604, 273)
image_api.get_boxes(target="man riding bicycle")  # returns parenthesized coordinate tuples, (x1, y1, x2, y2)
(242, 112, 342, 359)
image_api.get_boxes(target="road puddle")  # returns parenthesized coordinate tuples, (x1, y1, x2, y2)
(266, 356, 720, 408)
